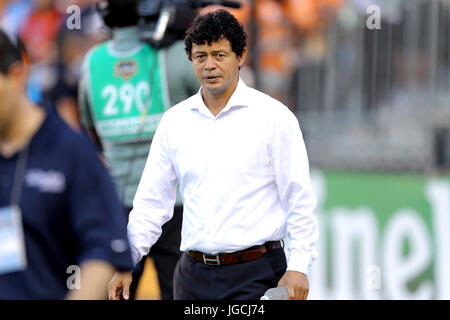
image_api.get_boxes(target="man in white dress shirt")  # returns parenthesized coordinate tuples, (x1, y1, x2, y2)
(108, 9, 318, 300)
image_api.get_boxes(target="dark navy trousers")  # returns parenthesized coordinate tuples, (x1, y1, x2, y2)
(173, 247, 287, 300)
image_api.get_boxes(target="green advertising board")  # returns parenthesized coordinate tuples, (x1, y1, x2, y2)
(307, 170, 450, 299)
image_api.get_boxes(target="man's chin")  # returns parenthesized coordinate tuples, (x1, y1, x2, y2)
(203, 83, 225, 96)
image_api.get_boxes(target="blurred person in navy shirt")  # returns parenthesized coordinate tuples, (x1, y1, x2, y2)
(0, 29, 133, 299)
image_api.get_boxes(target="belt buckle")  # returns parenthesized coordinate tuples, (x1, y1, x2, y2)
(203, 254, 221, 266)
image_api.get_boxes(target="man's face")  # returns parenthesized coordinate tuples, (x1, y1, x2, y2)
(191, 37, 247, 97)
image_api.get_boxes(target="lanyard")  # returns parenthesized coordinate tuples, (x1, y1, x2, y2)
(9, 145, 29, 206)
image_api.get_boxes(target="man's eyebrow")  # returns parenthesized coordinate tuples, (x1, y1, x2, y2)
(192, 50, 206, 55)
(192, 49, 228, 55)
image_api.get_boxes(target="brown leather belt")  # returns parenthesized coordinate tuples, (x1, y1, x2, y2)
(186, 240, 282, 266)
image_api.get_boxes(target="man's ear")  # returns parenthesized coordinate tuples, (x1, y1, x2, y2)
(6, 61, 28, 91)
(238, 47, 248, 68)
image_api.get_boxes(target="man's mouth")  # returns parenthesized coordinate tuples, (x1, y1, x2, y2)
(204, 75, 220, 81)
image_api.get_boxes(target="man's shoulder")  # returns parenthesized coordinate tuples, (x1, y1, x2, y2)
(84, 41, 110, 61)
(43, 113, 100, 159)
(244, 85, 292, 117)
(81, 42, 111, 75)
(164, 94, 198, 118)
(87, 41, 153, 60)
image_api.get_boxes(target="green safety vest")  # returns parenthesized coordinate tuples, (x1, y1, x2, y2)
(85, 42, 169, 142)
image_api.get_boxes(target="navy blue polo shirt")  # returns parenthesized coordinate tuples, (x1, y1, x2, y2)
(0, 111, 133, 299)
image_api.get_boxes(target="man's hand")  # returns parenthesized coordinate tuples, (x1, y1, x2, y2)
(277, 270, 309, 300)
(108, 271, 133, 300)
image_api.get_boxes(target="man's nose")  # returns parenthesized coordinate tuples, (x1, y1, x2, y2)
(204, 57, 216, 70)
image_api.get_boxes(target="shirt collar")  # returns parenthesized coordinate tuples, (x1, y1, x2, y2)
(190, 78, 250, 117)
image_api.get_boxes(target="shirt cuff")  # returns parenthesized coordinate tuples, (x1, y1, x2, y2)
(287, 250, 312, 276)
(130, 246, 141, 268)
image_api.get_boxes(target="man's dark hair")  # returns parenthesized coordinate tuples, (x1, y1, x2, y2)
(0, 29, 26, 74)
(184, 9, 247, 60)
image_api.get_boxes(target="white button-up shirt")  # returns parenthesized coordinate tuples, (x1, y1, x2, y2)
(128, 79, 318, 274)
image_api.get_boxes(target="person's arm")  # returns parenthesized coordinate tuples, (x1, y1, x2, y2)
(66, 260, 115, 300)
(78, 55, 104, 152)
(67, 135, 134, 300)
(270, 105, 319, 300)
(108, 112, 178, 300)
(128, 112, 178, 265)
